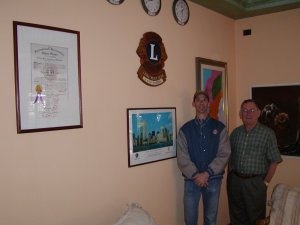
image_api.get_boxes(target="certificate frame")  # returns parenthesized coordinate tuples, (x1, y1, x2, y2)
(196, 57, 228, 126)
(13, 21, 83, 133)
(127, 107, 177, 167)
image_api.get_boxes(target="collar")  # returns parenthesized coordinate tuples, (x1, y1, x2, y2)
(194, 116, 210, 126)
(243, 122, 260, 133)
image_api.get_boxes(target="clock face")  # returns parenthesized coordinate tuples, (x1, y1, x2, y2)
(141, 0, 161, 16)
(173, 0, 190, 26)
(107, 0, 124, 5)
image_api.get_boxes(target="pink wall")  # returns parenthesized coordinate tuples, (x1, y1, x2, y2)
(0, 0, 298, 224)
(235, 8, 300, 203)
(0, 1, 235, 224)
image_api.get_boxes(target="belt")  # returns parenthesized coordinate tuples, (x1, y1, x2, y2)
(234, 171, 262, 179)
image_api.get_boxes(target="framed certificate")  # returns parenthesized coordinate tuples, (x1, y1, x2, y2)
(127, 107, 177, 167)
(13, 21, 83, 133)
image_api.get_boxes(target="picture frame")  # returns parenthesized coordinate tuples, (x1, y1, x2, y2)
(13, 21, 83, 133)
(251, 84, 300, 157)
(127, 107, 177, 167)
(196, 57, 228, 126)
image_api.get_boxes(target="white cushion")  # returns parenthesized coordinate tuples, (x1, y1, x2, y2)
(113, 203, 156, 225)
(269, 183, 300, 225)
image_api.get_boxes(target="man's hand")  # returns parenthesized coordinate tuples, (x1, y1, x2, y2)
(192, 172, 209, 187)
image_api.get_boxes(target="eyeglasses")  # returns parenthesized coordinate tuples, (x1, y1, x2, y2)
(241, 108, 258, 114)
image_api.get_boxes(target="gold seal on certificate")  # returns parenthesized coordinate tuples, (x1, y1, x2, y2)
(136, 32, 168, 86)
(34, 84, 44, 104)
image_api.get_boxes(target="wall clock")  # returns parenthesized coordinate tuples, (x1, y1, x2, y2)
(107, 0, 124, 5)
(141, 0, 161, 16)
(172, 0, 190, 26)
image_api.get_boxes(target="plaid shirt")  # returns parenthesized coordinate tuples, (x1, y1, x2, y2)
(230, 123, 282, 175)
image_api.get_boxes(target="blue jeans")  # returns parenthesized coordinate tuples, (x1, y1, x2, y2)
(184, 178, 222, 225)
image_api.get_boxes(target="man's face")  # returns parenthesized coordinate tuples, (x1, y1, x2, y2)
(193, 94, 209, 114)
(239, 102, 261, 127)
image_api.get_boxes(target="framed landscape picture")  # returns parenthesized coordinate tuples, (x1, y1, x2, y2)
(127, 108, 177, 167)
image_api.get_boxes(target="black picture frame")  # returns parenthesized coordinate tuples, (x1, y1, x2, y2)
(252, 84, 300, 156)
(127, 107, 177, 167)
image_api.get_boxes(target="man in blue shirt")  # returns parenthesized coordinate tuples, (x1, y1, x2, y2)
(177, 91, 231, 225)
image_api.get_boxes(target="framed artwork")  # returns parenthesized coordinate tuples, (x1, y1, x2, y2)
(13, 21, 83, 133)
(127, 108, 177, 167)
(252, 84, 300, 157)
(196, 57, 228, 126)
